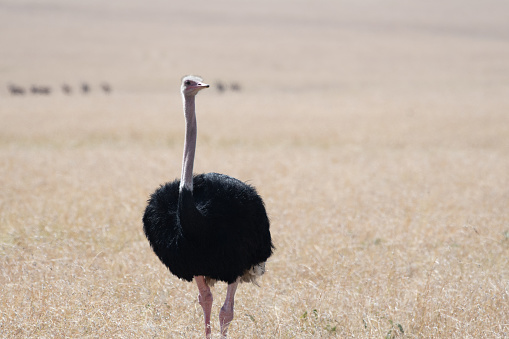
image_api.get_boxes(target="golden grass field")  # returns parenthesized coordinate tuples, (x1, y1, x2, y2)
(1, 0, 509, 337)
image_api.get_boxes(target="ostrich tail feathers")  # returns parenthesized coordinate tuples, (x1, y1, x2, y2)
(240, 262, 266, 286)
(204, 262, 266, 287)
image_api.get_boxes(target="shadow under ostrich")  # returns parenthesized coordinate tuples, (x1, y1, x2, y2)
(143, 75, 273, 338)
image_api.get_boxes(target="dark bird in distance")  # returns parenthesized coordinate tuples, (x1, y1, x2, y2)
(230, 83, 241, 92)
(30, 85, 51, 95)
(101, 82, 111, 94)
(8, 84, 25, 95)
(62, 84, 72, 95)
(215, 81, 225, 93)
(81, 83, 90, 94)
(143, 75, 273, 338)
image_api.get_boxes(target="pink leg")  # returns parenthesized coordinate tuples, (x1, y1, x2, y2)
(219, 280, 239, 338)
(195, 276, 213, 339)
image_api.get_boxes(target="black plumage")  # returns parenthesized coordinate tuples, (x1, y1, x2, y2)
(143, 172, 273, 284)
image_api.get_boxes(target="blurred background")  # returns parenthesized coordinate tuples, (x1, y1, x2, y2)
(1, 0, 508, 97)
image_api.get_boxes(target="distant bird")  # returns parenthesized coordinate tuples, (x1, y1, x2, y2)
(8, 84, 25, 95)
(81, 83, 90, 94)
(30, 85, 51, 95)
(215, 81, 225, 93)
(100, 82, 111, 94)
(62, 84, 72, 95)
(230, 83, 241, 92)
(143, 75, 273, 338)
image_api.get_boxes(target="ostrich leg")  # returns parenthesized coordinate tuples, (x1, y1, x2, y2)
(219, 280, 239, 338)
(196, 276, 213, 339)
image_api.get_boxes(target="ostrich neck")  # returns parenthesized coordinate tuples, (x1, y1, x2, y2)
(180, 94, 197, 191)
(178, 93, 204, 239)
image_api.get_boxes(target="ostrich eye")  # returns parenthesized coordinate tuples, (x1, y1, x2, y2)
(184, 80, 191, 86)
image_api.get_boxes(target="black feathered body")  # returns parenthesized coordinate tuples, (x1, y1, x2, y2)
(143, 172, 273, 284)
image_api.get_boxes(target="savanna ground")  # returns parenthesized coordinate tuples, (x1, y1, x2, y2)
(1, 0, 509, 337)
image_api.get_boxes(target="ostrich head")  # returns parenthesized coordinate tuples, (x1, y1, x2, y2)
(181, 75, 209, 97)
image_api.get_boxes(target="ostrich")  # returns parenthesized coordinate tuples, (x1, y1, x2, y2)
(143, 75, 273, 338)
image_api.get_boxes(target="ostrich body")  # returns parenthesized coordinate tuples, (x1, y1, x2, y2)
(143, 75, 273, 338)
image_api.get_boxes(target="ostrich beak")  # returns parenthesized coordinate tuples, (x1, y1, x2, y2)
(186, 82, 209, 93)
(192, 82, 209, 92)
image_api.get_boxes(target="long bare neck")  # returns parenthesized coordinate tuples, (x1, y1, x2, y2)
(180, 94, 197, 191)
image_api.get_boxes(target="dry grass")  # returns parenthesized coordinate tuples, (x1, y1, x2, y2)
(1, 0, 509, 338)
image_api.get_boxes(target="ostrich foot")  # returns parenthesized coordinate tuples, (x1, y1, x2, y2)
(196, 276, 213, 339)
(219, 280, 239, 338)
